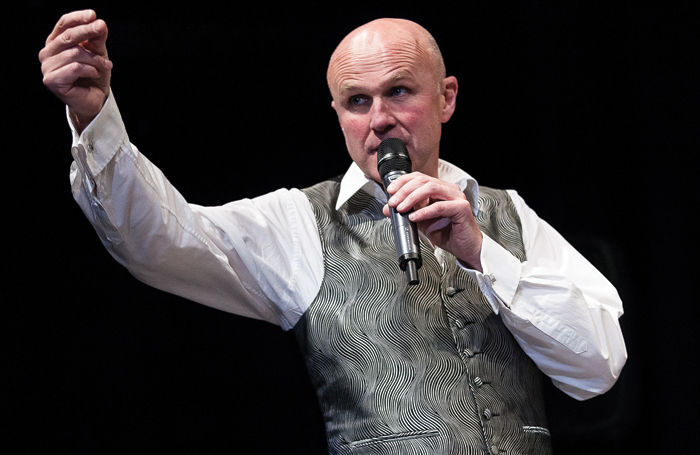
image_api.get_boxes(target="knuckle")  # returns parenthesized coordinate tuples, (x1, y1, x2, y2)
(67, 46, 82, 58)
(432, 200, 447, 211)
(61, 29, 73, 44)
(64, 61, 83, 76)
(42, 74, 60, 92)
(427, 181, 442, 192)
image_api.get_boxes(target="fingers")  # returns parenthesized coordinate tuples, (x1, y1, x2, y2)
(39, 10, 112, 129)
(409, 199, 471, 224)
(39, 10, 111, 94)
(41, 43, 111, 77)
(43, 60, 102, 97)
(41, 43, 112, 101)
(382, 172, 482, 267)
(46, 10, 96, 43)
(39, 11, 108, 63)
(387, 172, 466, 214)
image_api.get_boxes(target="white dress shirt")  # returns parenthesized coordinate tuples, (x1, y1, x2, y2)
(69, 91, 626, 401)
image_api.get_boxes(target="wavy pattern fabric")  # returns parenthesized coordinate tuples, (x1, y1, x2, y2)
(296, 178, 552, 455)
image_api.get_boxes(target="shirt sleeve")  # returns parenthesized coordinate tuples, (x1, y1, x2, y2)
(68, 90, 324, 330)
(467, 190, 627, 400)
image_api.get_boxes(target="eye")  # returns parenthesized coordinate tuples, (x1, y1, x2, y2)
(349, 95, 368, 106)
(390, 86, 409, 97)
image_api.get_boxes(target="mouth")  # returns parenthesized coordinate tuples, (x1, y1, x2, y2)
(369, 138, 407, 155)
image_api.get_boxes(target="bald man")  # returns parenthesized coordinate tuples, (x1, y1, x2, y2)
(41, 11, 626, 454)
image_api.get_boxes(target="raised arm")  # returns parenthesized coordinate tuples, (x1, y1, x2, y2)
(39, 11, 323, 330)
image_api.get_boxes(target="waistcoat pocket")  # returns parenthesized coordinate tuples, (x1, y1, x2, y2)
(349, 429, 440, 449)
(523, 425, 550, 437)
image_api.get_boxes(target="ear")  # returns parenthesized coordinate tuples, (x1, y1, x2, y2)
(331, 100, 345, 132)
(440, 76, 458, 123)
(331, 99, 341, 120)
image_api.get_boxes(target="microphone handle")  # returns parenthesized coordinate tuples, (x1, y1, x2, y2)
(382, 171, 422, 285)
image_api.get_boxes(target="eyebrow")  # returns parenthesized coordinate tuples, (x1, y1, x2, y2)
(338, 70, 415, 99)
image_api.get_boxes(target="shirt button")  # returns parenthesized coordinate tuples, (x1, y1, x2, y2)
(483, 409, 492, 420)
(474, 377, 484, 387)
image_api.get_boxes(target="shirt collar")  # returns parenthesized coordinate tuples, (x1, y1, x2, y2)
(335, 159, 480, 216)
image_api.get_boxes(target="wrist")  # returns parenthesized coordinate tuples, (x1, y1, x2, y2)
(458, 232, 483, 272)
(69, 88, 110, 134)
(69, 109, 96, 135)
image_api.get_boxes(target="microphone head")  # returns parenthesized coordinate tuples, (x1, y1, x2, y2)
(377, 138, 412, 178)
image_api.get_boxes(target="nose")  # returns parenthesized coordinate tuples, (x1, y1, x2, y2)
(369, 99, 396, 135)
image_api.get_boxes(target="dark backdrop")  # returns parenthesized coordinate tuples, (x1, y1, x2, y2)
(6, 1, 698, 453)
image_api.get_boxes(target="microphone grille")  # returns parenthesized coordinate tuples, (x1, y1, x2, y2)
(377, 138, 412, 178)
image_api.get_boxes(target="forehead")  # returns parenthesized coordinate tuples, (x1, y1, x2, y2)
(328, 32, 433, 97)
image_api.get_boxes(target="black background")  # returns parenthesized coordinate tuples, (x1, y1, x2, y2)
(5, 1, 698, 453)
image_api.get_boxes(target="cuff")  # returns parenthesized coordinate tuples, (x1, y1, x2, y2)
(478, 234, 522, 312)
(68, 89, 127, 178)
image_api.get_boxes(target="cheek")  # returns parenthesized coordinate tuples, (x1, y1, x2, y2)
(404, 109, 439, 142)
(339, 117, 368, 145)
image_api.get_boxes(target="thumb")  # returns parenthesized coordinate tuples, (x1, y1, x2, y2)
(82, 20, 109, 56)
(382, 204, 391, 218)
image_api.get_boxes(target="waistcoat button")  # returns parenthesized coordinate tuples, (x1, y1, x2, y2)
(446, 287, 457, 297)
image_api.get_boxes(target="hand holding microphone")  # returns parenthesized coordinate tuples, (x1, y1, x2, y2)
(379, 138, 484, 276)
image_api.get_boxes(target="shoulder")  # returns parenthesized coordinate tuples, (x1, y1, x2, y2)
(476, 186, 519, 215)
(300, 175, 343, 210)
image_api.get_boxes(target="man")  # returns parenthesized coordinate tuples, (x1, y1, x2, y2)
(40, 10, 626, 454)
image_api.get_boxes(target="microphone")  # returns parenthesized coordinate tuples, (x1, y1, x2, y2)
(377, 138, 422, 285)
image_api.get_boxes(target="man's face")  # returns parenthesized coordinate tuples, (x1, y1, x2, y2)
(328, 30, 456, 183)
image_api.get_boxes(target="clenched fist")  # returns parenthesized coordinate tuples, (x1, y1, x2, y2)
(39, 10, 112, 133)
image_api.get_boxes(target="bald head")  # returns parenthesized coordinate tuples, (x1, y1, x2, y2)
(327, 19, 446, 97)
(325, 18, 458, 182)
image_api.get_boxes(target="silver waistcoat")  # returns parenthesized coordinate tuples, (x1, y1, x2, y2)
(296, 177, 552, 455)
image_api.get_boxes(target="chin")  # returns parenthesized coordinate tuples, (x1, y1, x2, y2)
(362, 169, 381, 183)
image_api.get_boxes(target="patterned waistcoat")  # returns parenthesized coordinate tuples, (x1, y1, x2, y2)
(296, 178, 552, 455)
